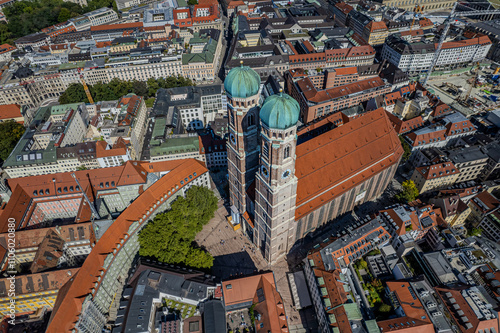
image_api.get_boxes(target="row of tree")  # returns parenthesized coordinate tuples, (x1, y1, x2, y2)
(0, 0, 116, 45)
(138, 186, 218, 269)
(58, 76, 194, 104)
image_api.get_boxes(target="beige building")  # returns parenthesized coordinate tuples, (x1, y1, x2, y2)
(109, 37, 137, 53)
(364, 21, 389, 46)
(2, 103, 89, 178)
(393, 91, 429, 120)
(411, 162, 460, 193)
(379, 0, 455, 11)
(181, 29, 222, 82)
(467, 191, 500, 226)
(0, 83, 35, 107)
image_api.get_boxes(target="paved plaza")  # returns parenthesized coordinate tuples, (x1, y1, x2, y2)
(195, 202, 316, 332)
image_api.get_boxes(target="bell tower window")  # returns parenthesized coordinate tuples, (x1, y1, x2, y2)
(262, 144, 269, 159)
(284, 146, 290, 159)
(248, 113, 255, 127)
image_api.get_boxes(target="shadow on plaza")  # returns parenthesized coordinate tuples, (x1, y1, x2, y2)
(212, 251, 259, 280)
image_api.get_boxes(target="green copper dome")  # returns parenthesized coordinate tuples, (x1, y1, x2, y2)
(260, 92, 300, 129)
(224, 64, 261, 98)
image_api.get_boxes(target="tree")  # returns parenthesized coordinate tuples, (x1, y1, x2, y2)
(3, 0, 86, 39)
(378, 303, 392, 313)
(399, 136, 412, 162)
(468, 227, 482, 237)
(187, 0, 198, 5)
(132, 80, 148, 97)
(59, 77, 194, 104)
(0, 120, 25, 162)
(395, 180, 419, 203)
(138, 186, 218, 269)
(59, 83, 88, 104)
(0, 23, 13, 45)
(58, 7, 72, 22)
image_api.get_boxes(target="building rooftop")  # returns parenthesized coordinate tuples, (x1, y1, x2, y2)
(222, 272, 288, 332)
(122, 262, 218, 332)
(295, 108, 403, 219)
(423, 251, 459, 285)
(46, 159, 209, 332)
(377, 281, 434, 333)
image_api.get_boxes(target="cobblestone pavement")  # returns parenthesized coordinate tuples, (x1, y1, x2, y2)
(195, 203, 270, 279)
(195, 203, 315, 332)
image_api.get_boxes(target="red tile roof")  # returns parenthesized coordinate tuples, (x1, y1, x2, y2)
(439, 35, 491, 50)
(415, 161, 459, 180)
(90, 22, 143, 32)
(0, 104, 22, 122)
(419, 18, 433, 28)
(295, 108, 403, 219)
(386, 112, 424, 134)
(366, 20, 387, 32)
(334, 2, 354, 15)
(222, 273, 288, 333)
(377, 281, 434, 333)
(297, 77, 386, 103)
(435, 287, 500, 333)
(46, 159, 208, 332)
(95, 141, 127, 158)
(333, 66, 358, 76)
(405, 126, 447, 147)
(0, 44, 15, 55)
(470, 191, 500, 213)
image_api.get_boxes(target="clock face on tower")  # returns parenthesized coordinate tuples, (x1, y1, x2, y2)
(261, 165, 269, 178)
(230, 133, 236, 145)
(282, 169, 291, 179)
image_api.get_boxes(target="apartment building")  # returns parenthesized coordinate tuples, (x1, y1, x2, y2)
(379, 0, 455, 11)
(468, 191, 500, 226)
(182, 29, 223, 82)
(347, 10, 388, 46)
(288, 75, 391, 123)
(69, 7, 119, 31)
(411, 161, 460, 193)
(448, 146, 490, 183)
(436, 286, 500, 333)
(0, 43, 15, 61)
(382, 34, 492, 74)
(2, 103, 90, 178)
(0, 269, 80, 318)
(114, 94, 148, 160)
(331, 2, 353, 27)
(288, 45, 376, 72)
(378, 281, 438, 333)
(45, 159, 211, 333)
(483, 142, 500, 181)
(304, 216, 390, 332)
(405, 113, 477, 155)
(379, 203, 442, 256)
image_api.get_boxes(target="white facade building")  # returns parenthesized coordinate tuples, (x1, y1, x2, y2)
(382, 35, 492, 74)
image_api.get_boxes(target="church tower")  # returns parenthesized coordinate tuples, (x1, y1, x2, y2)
(254, 91, 300, 264)
(225, 63, 261, 225)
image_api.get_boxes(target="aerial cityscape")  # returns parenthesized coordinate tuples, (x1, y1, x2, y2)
(0, 0, 499, 332)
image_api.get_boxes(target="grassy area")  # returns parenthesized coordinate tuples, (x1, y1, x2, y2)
(164, 299, 197, 319)
(145, 97, 155, 108)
